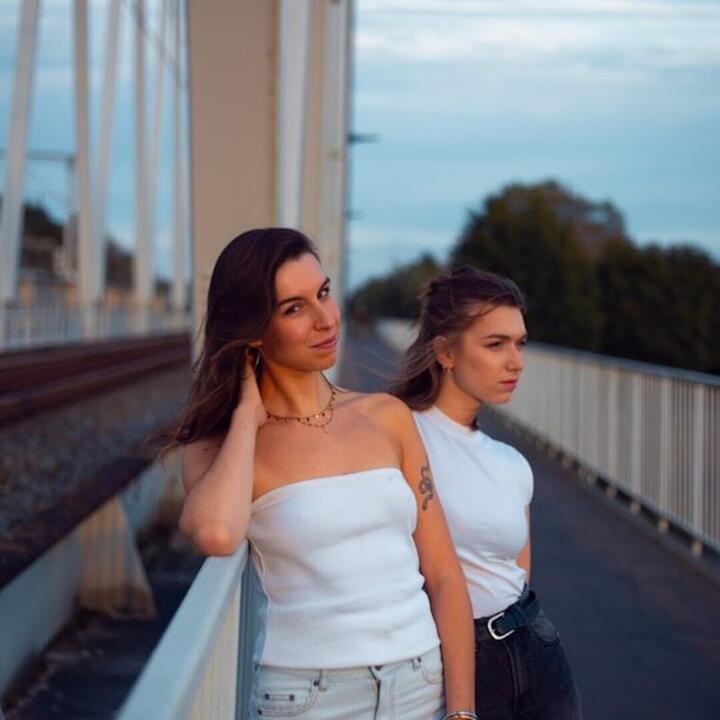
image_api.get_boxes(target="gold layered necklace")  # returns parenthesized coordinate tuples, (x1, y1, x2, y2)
(265, 380, 337, 433)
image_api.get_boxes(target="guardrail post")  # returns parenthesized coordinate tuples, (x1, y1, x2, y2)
(630, 374, 643, 499)
(691, 385, 705, 556)
(607, 368, 619, 480)
(658, 377, 671, 529)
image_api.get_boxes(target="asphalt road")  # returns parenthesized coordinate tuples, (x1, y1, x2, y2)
(340, 329, 720, 720)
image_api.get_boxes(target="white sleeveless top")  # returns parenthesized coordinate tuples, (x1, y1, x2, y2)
(247, 467, 440, 668)
(414, 407, 533, 618)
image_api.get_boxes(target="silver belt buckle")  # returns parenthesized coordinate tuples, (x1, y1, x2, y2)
(487, 610, 515, 640)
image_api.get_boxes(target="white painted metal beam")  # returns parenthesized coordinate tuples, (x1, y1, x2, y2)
(318, 0, 352, 299)
(276, 0, 312, 227)
(74, 0, 94, 334)
(93, 0, 123, 304)
(148, 0, 169, 303)
(134, 0, 150, 332)
(171, 0, 187, 316)
(0, 0, 41, 339)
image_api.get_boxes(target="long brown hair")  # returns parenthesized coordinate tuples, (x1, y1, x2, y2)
(162, 228, 319, 452)
(391, 265, 526, 410)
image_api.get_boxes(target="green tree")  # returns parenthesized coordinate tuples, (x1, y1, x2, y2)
(597, 240, 720, 373)
(450, 181, 625, 350)
(350, 180, 720, 376)
(348, 253, 442, 320)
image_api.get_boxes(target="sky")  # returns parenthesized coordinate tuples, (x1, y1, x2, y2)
(1, 1, 719, 293)
(347, 0, 720, 290)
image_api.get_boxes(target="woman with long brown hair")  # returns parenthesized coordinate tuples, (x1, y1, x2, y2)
(393, 265, 582, 720)
(168, 229, 476, 720)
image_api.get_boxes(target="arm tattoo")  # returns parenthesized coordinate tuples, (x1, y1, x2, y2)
(419, 464, 434, 511)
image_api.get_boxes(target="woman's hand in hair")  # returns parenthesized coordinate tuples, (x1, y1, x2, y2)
(179, 351, 264, 556)
(237, 350, 267, 428)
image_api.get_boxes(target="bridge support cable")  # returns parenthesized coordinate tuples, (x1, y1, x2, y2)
(90, 0, 123, 337)
(0, 0, 41, 346)
(73, 0, 95, 340)
(133, 0, 150, 332)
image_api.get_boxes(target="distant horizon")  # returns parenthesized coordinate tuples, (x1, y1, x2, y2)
(346, 174, 720, 291)
(9, 176, 719, 291)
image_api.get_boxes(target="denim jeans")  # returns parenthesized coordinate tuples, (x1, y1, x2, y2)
(474, 605, 582, 720)
(247, 646, 445, 719)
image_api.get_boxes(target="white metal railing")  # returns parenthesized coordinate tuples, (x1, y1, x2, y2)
(118, 543, 259, 720)
(0, 304, 191, 350)
(376, 318, 720, 554)
(506, 343, 720, 553)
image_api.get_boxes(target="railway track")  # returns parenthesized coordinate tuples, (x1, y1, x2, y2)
(0, 335, 195, 716)
(0, 334, 191, 425)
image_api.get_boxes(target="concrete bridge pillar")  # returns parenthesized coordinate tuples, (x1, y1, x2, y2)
(186, 0, 352, 353)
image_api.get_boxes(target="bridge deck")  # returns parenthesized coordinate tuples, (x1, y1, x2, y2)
(341, 330, 720, 720)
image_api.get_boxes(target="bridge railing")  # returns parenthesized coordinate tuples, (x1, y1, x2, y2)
(507, 342, 720, 554)
(118, 543, 259, 720)
(0, 305, 191, 350)
(377, 318, 720, 555)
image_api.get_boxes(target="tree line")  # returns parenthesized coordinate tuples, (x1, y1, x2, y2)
(348, 181, 720, 375)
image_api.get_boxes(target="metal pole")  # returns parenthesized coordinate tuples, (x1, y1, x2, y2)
(0, 0, 41, 347)
(93, 0, 122, 316)
(318, 0, 351, 384)
(691, 385, 706, 555)
(147, 0, 170, 324)
(74, 0, 94, 337)
(134, 0, 149, 332)
(318, 0, 351, 299)
(62, 157, 77, 281)
(276, 0, 312, 227)
(171, 0, 186, 320)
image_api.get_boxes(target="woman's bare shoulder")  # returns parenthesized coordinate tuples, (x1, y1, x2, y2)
(337, 389, 412, 425)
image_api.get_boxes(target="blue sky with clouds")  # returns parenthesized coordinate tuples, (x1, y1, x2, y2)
(1, 1, 719, 292)
(348, 0, 720, 289)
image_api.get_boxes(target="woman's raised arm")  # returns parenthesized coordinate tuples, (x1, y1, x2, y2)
(178, 356, 266, 555)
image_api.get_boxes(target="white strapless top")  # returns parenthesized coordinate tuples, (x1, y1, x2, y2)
(247, 467, 440, 668)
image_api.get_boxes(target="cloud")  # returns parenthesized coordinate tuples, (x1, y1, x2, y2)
(360, 1, 720, 18)
(356, 0, 720, 76)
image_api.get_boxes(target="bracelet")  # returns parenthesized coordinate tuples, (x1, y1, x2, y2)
(444, 712, 478, 720)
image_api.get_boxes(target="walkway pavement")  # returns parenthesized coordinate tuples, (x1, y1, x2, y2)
(341, 330, 720, 720)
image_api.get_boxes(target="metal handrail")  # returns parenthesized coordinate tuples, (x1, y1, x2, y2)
(376, 318, 720, 554)
(506, 347, 720, 552)
(0, 305, 191, 351)
(119, 543, 252, 720)
(526, 340, 720, 388)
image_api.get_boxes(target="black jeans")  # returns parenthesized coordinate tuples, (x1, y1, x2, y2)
(474, 599, 582, 720)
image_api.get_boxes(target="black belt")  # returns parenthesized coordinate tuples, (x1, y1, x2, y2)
(474, 588, 539, 641)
